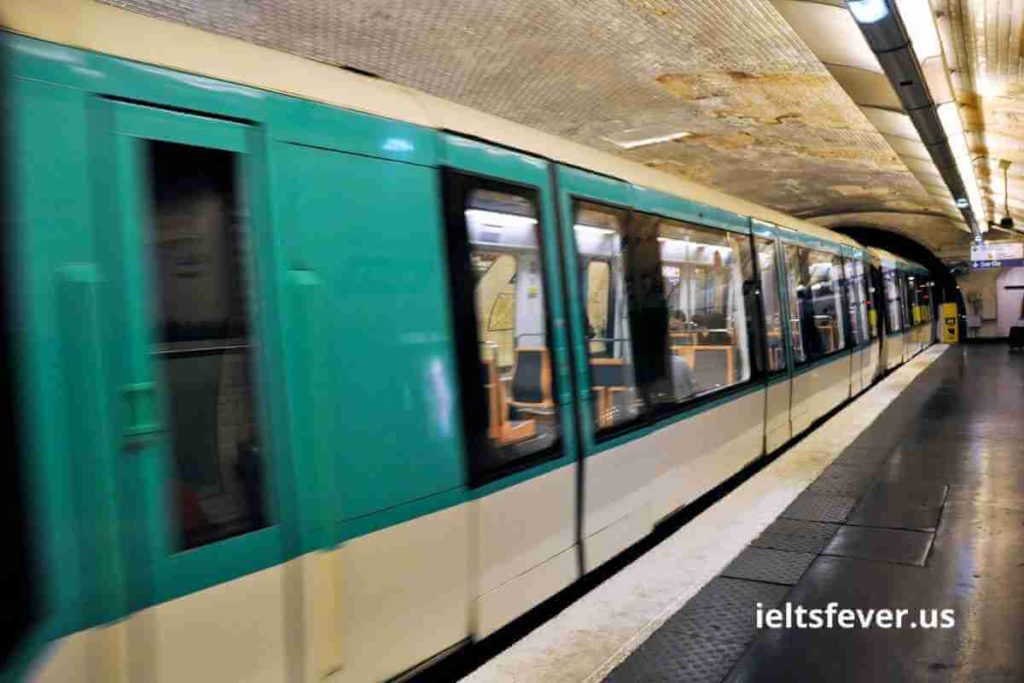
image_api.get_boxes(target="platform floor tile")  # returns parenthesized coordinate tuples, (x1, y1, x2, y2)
(822, 526, 934, 566)
(845, 481, 948, 531)
(719, 547, 816, 586)
(607, 579, 788, 683)
(780, 492, 857, 523)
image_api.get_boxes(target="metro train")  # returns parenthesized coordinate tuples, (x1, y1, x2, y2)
(0, 3, 936, 681)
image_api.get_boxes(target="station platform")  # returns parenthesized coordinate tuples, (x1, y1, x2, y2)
(464, 344, 1024, 682)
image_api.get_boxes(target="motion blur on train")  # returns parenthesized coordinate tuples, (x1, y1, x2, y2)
(0, 3, 938, 681)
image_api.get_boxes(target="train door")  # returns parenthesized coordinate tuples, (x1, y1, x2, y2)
(753, 223, 792, 452)
(552, 166, 641, 572)
(439, 135, 579, 636)
(860, 259, 880, 386)
(94, 101, 291, 680)
(869, 263, 887, 374)
(843, 254, 864, 395)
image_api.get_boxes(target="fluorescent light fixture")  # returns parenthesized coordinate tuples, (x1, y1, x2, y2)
(894, 0, 942, 60)
(848, 0, 890, 24)
(604, 124, 692, 150)
(937, 102, 987, 225)
(573, 224, 615, 237)
(465, 209, 537, 228)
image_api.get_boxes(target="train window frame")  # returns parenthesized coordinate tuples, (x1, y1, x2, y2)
(883, 267, 905, 334)
(864, 260, 879, 341)
(440, 169, 564, 487)
(785, 244, 849, 366)
(753, 235, 788, 377)
(630, 211, 761, 422)
(567, 196, 653, 443)
(842, 256, 870, 350)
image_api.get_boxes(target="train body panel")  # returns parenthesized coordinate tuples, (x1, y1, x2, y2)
(790, 354, 854, 435)
(0, 10, 940, 681)
(765, 377, 792, 454)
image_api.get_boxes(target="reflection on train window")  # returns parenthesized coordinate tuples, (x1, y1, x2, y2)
(884, 269, 904, 332)
(145, 141, 269, 550)
(464, 185, 559, 472)
(844, 259, 870, 346)
(755, 237, 786, 372)
(654, 218, 752, 404)
(573, 201, 643, 431)
(783, 245, 806, 364)
(791, 247, 845, 360)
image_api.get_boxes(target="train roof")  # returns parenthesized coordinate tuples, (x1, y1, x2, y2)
(868, 248, 930, 276)
(7, 0, 863, 252)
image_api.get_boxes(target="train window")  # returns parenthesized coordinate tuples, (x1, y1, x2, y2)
(906, 275, 921, 324)
(844, 258, 870, 347)
(755, 237, 786, 372)
(884, 269, 904, 332)
(652, 218, 753, 404)
(572, 201, 644, 432)
(916, 280, 933, 323)
(783, 244, 807, 364)
(866, 265, 879, 340)
(789, 247, 846, 361)
(146, 141, 270, 550)
(443, 173, 560, 481)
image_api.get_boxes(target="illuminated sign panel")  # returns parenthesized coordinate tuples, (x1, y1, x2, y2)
(970, 242, 1024, 269)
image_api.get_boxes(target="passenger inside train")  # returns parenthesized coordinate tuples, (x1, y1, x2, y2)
(573, 206, 755, 431)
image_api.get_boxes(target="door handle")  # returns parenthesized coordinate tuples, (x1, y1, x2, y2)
(122, 381, 162, 448)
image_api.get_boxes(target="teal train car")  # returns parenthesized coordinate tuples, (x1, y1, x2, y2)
(0, 2, 937, 680)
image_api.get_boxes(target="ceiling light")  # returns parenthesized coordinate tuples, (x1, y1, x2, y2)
(603, 124, 692, 150)
(848, 0, 890, 24)
(893, 0, 941, 60)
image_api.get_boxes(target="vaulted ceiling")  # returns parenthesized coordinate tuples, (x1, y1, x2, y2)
(99, 0, 1024, 260)
(936, 0, 1024, 237)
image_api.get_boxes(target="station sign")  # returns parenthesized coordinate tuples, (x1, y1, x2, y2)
(970, 241, 1024, 269)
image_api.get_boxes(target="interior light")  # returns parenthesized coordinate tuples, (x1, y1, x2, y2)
(849, 0, 890, 24)
(465, 209, 537, 228)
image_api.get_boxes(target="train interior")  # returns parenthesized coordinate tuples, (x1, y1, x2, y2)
(784, 245, 847, 363)
(573, 202, 642, 430)
(467, 188, 560, 461)
(657, 219, 751, 400)
(146, 141, 267, 551)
